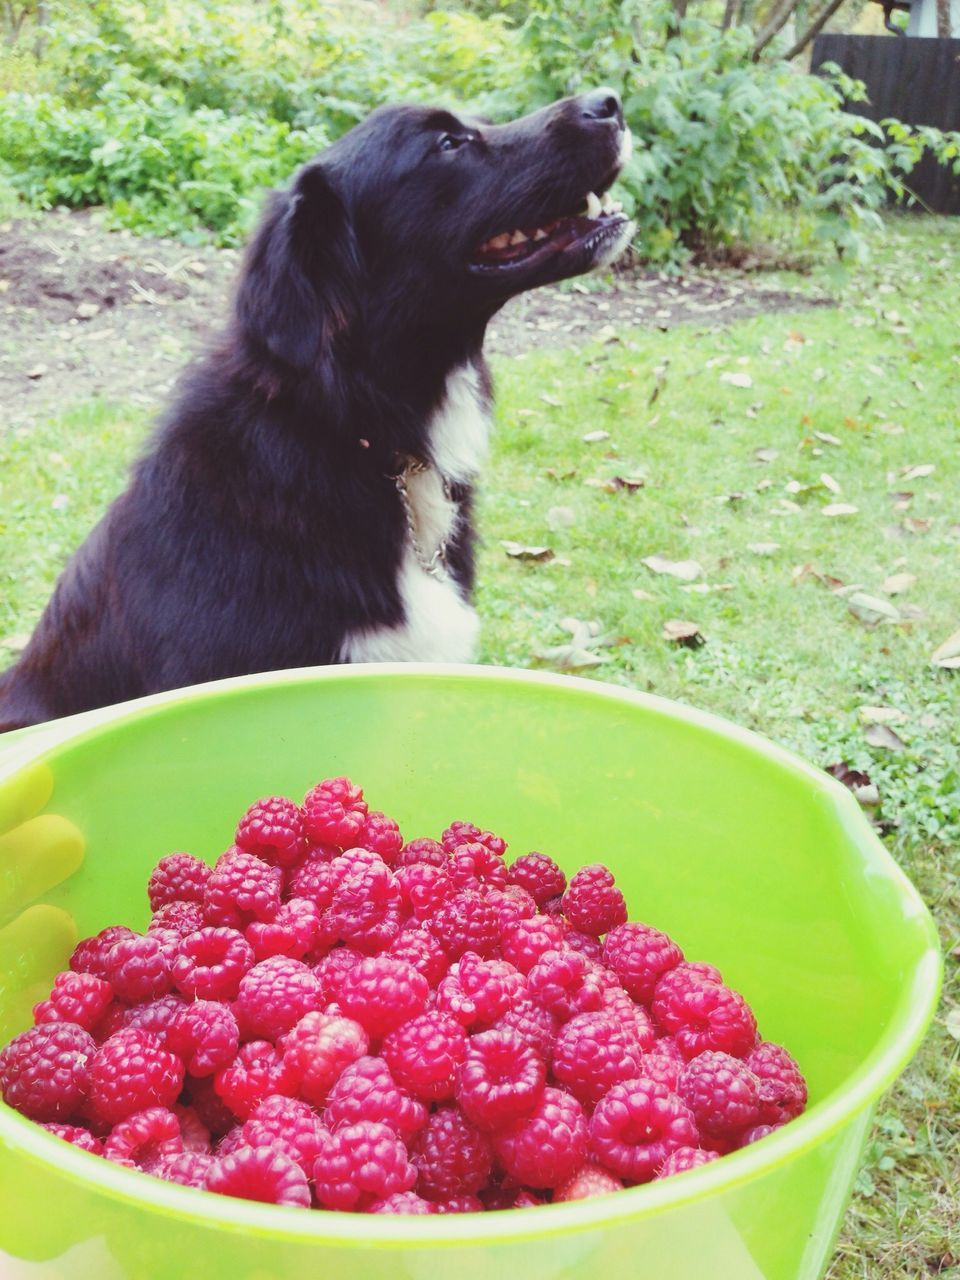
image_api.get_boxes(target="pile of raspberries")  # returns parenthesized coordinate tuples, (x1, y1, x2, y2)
(0, 776, 807, 1214)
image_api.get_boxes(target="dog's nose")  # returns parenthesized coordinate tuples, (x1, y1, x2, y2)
(579, 88, 624, 127)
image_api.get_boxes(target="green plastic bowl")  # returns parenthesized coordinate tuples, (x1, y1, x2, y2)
(0, 665, 941, 1280)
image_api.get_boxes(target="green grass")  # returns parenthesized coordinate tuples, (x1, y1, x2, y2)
(1, 214, 958, 1276)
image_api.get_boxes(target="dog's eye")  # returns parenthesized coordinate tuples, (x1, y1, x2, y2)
(437, 133, 470, 153)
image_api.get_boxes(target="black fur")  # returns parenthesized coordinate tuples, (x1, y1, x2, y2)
(0, 90, 630, 731)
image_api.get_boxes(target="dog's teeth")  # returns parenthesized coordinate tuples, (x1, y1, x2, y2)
(619, 129, 634, 165)
(600, 192, 614, 213)
(533, 228, 548, 241)
(585, 191, 602, 218)
(509, 229, 529, 245)
(488, 233, 510, 250)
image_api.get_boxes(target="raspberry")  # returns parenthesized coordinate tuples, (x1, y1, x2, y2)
(172, 927, 254, 1001)
(327, 859, 403, 954)
(388, 927, 448, 988)
(554, 1163, 624, 1201)
(441, 821, 507, 857)
(410, 1105, 493, 1201)
(552, 1012, 645, 1106)
(589, 1077, 698, 1184)
(207, 1145, 312, 1207)
(33, 971, 113, 1032)
(246, 898, 320, 962)
(314, 1120, 416, 1211)
(242, 1095, 327, 1172)
(396, 838, 447, 868)
(216, 1125, 247, 1156)
(500, 916, 566, 975)
(234, 955, 323, 1042)
(678, 1051, 760, 1140)
(434, 1194, 485, 1213)
(527, 949, 607, 1021)
(746, 1041, 807, 1124)
(285, 847, 339, 905)
(0, 1022, 96, 1121)
(381, 1011, 467, 1102)
(104, 1106, 182, 1170)
(337, 956, 430, 1038)
(652, 972, 758, 1061)
(41, 1123, 104, 1155)
(436, 952, 526, 1029)
(395, 863, 452, 922)
(302, 777, 368, 848)
(183, 1075, 236, 1137)
(70, 926, 136, 978)
(314, 945, 364, 1001)
(601, 987, 658, 1052)
(149, 900, 205, 938)
(174, 1102, 212, 1152)
(430, 890, 500, 959)
(640, 1038, 684, 1091)
(493, 1086, 588, 1189)
(235, 796, 304, 868)
(508, 852, 567, 905)
(281, 1012, 368, 1107)
(360, 811, 404, 865)
(563, 929, 604, 964)
(603, 923, 684, 1004)
(147, 853, 211, 911)
(489, 998, 558, 1062)
(484, 885, 538, 933)
(740, 1122, 786, 1147)
(215, 1041, 296, 1119)
(455, 1029, 545, 1131)
(656, 1146, 719, 1178)
(98, 934, 173, 1004)
(121, 994, 186, 1048)
(87, 1028, 184, 1126)
(369, 1191, 436, 1214)
(168, 1000, 239, 1077)
(154, 1151, 217, 1187)
(561, 864, 627, 936)
(204, 848, 282, 929)
(324, 1055, 426, 1141)
(448, 843, 508, 892)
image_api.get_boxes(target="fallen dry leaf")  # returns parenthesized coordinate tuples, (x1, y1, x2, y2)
(680, 583, 734, 594)
(582, 430, 610, 444)
(882, 571, 916, 595)
(754, 447, 778, 463)
(642, 555, 703, 582)
(631, 588, 655, 602)
(546, 506, 576, 530)
(903, 516, 932, 534)
(501, 541, 554, 562)
(822, 503, 859, 517)
(606, 475, 646, 493)
(534, 645, 605, 670)
(662, 619, 705, 647)
(901, 463, 935, 481)
(931, 628, 960, 669)
(859, 704, 907, 724)
(747, 541, 780, 556)
(539, 393, 562, 408)
(863, 722, 907, 751)
(820, 472, 842, 495)
(825, 762, 881, 807)
(813, 431, 842, 446)
(847, 591, 902, 626)
(720, 370, 753, 389)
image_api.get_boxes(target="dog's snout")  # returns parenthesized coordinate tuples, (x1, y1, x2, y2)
(579, 88, 624, 127)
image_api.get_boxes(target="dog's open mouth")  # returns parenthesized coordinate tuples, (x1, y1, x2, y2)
(468, 190, 631, 277)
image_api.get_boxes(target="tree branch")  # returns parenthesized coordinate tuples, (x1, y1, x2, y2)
(781, 0, 849, 61)
(751, 0, 801, 59)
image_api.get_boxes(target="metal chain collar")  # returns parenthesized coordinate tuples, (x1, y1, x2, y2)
(394, 459, 451, 581)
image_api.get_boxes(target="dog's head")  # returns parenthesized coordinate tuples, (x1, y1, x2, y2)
(237, 90, 634, 373)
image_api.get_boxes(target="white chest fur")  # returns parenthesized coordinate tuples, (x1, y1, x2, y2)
(341, 364, 490, 665)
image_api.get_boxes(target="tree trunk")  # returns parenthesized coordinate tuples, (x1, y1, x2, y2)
(781, 0, 849, 61)
(752, 0, 802, 58)
(936, 0, 951, 36)
(721, 0, 740, 30)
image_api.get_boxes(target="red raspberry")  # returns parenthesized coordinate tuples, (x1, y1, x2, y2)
(746, 1041, 808, 1123)
(656, 1146, 719, 1178)
(204, 848, 282, 930)
(455, 1029, 545, 1131)
(448, 843, 508, 892)
(489, 998, 558, 1062)
(541, 894, 564, 917)
(216, 1126, 247, 1156)
(99, 934, 173, 1003)
(369, 1191, 436, 1214)
(324, 1055, 427, 1141)
(314, 945, 364, 1001)
(235, 795, 304, 868)
(242, 1095, 327, 1172)
(207, 1145, 312, 1207)
(641, 1038, 685, 1091)
(508, 852, 567, 905)
(149, 900, 205, 938)
(382, 1011, 467, 1102)
(434, 1194, 485, 1213)
(396, 838, 447, 868)
(554, 1163, 624, 1201)
(246, 898, 320, 962)
(561, 864, 627, 936)
(154, 1151, 216, 1187)
(388, 927, 448, 988)
(740, 1122, 786, 1146)
(563, 928, 604, 964)
(281, 1012, 369, 1107)
(395, 862, 452, 922)
(552, 1011, 645, 1106)
(653, 971, 758, 1061)
(41, 1123, 104, 1155)
(234, 956, 323, 1042)
(168, 1000, 239, 1077)
(430, 890, 500, 959)
(104, 1106, 182, 1170)
(501, 916, 566, 974)
(183, 1075, 236, 1137)
(172, 927, 254, 1001)
(173, 1102, 212, 1152)
(589, 1077, 699, 1183)
(285, 847, 339, 905)
(337, 956, 429, 1038)
(147, 853, 211, 911)
(314, 1120, 416, 1210)
(360, 811, 404, 865)
(70, 926, 136, 978)
(484, 885, 538, 934)
(327, 859, 403, 954)
(601, 987, 658, 1051)
(302, 776, 368, 848)
(603, 922, 684, 1004)
(0, 1022, 96, 1121)
(410, 1105, 493, 1200)
(678, 1051, 760, 1141)
(215, 1040, 296, 1119)
(120, 994, 186, 1048)
(87, 1028, 184, 1126)
(527, 949, 607, 1021)
(33, 971, 113, 1032)
(440, 952, 527, 1028)
(441, 821, 507, 857)
(493, 1086, 588, 1189)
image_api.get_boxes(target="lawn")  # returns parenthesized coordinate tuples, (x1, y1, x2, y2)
(1, 213, 958, 1276)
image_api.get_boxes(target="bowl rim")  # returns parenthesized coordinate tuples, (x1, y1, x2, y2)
(0, 663, 943, 1246)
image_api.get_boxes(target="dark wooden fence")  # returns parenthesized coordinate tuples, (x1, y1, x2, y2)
(811, 34, 960, 214)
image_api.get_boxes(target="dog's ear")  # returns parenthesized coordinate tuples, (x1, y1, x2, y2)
(235, 164, 361, 372)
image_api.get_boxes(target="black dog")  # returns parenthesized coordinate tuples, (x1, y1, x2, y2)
(0, 89, 634, 731)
